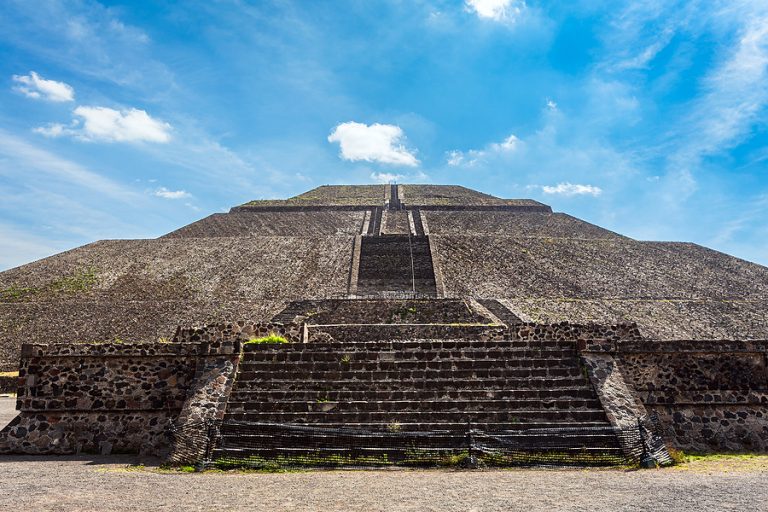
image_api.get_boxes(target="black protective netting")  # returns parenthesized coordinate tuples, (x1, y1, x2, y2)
(168, 416, 672, 470)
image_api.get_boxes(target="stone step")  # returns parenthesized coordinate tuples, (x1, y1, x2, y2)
(229, 376, 592, 391)
(224, 409, 608, 424)
(242, 348, 578, 362)
(234, 367, 584, 381)
(238, 358, 582, 371)
(216, 430, 622, 450)
(225, 398, 604, 413)
(221, 421, 612, 432)
(242, 340, 577, 352)
(228, 388, 598, 401)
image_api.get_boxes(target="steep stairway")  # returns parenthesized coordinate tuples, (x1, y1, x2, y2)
(215, 337, 623, 465)
(356, 235, 437, 296)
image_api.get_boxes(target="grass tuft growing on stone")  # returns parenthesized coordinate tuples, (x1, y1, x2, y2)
(245, 333, 289, 345)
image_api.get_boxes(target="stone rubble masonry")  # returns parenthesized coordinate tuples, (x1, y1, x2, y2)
(580, 339, 768, 451)
(2, 318, 766, 456)
(305, 321, 641, 344)
(581, 353, 656, 459)
(173, 321, 302, 344)
(167, 343, 242, 464)
(0, 340, 242, 456)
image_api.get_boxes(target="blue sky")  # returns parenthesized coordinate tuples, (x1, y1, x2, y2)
(1, 0, 767, 270)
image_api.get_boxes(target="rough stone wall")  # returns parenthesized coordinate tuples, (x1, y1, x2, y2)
(0, 298, 282, 371)
(167, 343, 241, 464)
(0, 235, 354, 369)
(306, 324, 507, 343)
(432, 235, 768, 340)
(423, 211, 622, 238)
(0, 341, 240, 456)
(174, 321, 302, 344)
(272, 299, 490, 326)
(581, 340, 768, 452)
(162, 210, 366, 238)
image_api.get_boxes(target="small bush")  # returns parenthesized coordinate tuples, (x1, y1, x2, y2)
(245, 333, 289, 345)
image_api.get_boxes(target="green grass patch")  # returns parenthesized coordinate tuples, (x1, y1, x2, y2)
(51, 267, 98, 293)
(245, 333, 289, 345)
(0, 284, 39, 302)
(0, 371, 18, 378)
(672, 450, 764, 464)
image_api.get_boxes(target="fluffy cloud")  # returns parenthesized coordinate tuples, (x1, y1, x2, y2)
(541, 183, 603, 197)
(464, 0, 524, 22)
(153, 187, 190, 199)
(447, 134, 519, 166)
(35, 106, 172, 143)
(12, 71, 74, 102)
(328, 122, 419, 167)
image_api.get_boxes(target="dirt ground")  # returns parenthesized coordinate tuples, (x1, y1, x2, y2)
(1, 397, 767, 512)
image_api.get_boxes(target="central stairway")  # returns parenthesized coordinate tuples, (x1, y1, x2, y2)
(214, 335, 624, 466)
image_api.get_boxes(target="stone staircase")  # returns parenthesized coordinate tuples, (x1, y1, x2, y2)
(356, 235, 437, 296)
(214, 336, 623, 464)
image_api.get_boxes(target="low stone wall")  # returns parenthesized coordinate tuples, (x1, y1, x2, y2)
(581, 339, 768, 452)
(0, 341, 241, 456)
(174, 321, 302, 344)
(513, 322, 642, 342)
(306, 323, 507, 343)
(273, 299, 490, 325)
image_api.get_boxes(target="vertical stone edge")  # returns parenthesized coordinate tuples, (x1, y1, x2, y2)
(427, 235, 446, 298)
(348, 235, 362, 297)
(167, 340, 242, 465)
(580, 351, 670, 462)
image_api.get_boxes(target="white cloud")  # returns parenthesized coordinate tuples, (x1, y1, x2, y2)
(12, 71, 75, 102)
(328, 122, 419, 166)
(35, 106, 172, 143)
(489, 134, 520, 152)
(465, 0, 524, 22)
(153, 187, 191, 199)
(546, 99, 558, 110)
(446, 150, 465, 166)
(447, 133, 520, 166)
(541, 183, 603, 197)
(370, 172, 405, 184)
(33, 123, 68, 138)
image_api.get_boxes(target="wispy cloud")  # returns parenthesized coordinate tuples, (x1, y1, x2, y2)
(153, 187, 191, 199)
(35, 106, 172, 143)
(370, 172, 404, 183)
(541, 183, 603, 197)
(12, 71, 75, 102)
(0, 130, 139, 201)
(328, 122, 419, 167)
(447, 134, 520, 166)
(464, 0, 525, 22)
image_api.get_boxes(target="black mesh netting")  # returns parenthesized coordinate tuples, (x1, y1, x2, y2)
(167, 415, 671, 470)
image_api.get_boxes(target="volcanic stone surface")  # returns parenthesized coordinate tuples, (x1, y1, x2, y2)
(1, 184, 766, 370)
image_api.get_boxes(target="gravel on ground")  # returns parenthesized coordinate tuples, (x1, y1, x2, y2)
(1, 398, 767, 512)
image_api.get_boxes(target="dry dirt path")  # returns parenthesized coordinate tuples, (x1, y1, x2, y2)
(1, 398, 767, 512)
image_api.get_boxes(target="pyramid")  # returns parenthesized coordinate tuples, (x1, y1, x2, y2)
(2, 184, 766, 370)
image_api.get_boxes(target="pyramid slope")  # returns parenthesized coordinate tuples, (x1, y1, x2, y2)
(1, 184, 767, 370)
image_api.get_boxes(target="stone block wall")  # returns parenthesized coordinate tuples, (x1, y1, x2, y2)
(581, 339, 768, 452)
(0, 341, 241, 456)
